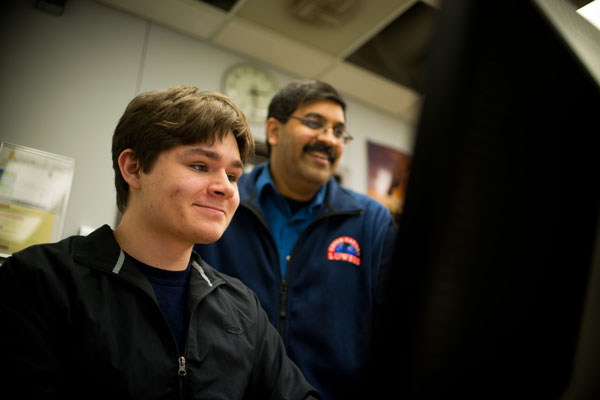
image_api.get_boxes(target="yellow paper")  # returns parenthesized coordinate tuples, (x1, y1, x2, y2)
(0, 201, 55, 254)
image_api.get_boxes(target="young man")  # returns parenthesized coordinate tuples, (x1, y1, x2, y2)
(195, 80, 398, 399)
(0, 86, 318, 399)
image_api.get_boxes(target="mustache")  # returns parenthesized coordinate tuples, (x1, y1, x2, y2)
(303, 142, 336, 163)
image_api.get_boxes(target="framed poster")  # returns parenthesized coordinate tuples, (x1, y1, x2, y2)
(367, 140, 412, 222)
(0, 142, 74, 258)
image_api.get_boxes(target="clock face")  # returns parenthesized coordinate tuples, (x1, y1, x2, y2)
(223, 64, 278, 123)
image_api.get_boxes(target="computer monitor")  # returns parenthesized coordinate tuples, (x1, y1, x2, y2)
(362, 0, 600, 398)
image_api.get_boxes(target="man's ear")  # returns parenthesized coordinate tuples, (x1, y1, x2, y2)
(266, 117, 281, 148)
(118, 149, 142, 190)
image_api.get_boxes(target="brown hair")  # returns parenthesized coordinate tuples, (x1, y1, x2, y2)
(112, 86, 254, 212)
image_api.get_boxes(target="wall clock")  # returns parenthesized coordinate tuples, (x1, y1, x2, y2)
(222, 64, 278, 123)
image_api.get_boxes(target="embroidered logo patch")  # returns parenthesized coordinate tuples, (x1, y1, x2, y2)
(327, 236, 361, 266)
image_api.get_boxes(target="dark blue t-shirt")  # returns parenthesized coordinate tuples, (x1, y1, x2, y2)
(127, 254, 191, 353)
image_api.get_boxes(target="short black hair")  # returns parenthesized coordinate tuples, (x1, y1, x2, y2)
(268, 79, 346, 121)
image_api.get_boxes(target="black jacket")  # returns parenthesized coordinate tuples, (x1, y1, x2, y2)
(0, 225, 318, 400)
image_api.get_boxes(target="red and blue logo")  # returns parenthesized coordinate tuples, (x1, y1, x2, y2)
(327, 236, 361, 266)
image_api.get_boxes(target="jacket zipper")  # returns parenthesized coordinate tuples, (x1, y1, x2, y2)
(241, 201, 289, 338)
(178, 356, 186, 376)
(177, 355, 186, 400)
(176, 277, 214, 398)
(279, 280, 287, 336)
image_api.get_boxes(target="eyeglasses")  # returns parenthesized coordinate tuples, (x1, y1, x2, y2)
(287, 115, 353, 144)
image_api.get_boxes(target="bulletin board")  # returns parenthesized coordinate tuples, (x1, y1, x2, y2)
(0, 142, 74, 258)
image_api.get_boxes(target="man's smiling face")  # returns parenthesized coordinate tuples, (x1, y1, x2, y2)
(268, 99, 346, 195)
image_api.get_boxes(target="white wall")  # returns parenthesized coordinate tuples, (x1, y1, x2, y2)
(0, 0, 415, 239)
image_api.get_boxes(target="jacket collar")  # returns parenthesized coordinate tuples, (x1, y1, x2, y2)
(240, 162, 363, 214)
(74, 225, 224, 299)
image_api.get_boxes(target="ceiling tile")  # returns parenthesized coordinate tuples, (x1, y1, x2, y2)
(321, 61, 421, 119)
(213, 17, 336, 77)
(234, 0, 419, 55)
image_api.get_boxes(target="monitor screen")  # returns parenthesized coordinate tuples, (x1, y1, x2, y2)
(361, 0, 600, 398)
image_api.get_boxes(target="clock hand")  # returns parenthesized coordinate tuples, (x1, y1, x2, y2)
(248, 87, 273, 96)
